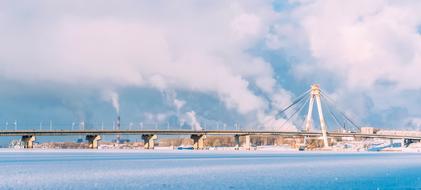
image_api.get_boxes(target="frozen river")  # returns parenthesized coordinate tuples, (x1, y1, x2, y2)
(1, 150, 421, 189)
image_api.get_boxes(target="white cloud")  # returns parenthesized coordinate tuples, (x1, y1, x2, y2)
(258, 114, 298, 132)
(0, 1, 290, 120)
(163, 90, 186, 112)
(271, 0, 421, 126)
(278, 0, 421, 90)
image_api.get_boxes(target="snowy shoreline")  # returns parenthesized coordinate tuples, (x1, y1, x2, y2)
(0, 148, 418, 154)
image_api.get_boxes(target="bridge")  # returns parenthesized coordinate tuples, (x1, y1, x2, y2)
(2, 129, 421, 149)
(2, 84, 420, 150)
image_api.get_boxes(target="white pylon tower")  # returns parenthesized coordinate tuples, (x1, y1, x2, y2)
(304, 84, 329, 148)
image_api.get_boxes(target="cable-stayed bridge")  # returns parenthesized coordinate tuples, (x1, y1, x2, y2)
(1, 84, 420, 150)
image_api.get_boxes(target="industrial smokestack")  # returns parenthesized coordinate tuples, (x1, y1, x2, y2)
(117, 116, 121, 130)
(116, 116, 121, 143)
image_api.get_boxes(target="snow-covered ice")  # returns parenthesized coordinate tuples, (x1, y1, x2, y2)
(0, 149, 421, 189)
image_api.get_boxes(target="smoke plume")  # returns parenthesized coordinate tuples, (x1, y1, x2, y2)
(103, 91, 120, 114)
(186, 111, 202, 131)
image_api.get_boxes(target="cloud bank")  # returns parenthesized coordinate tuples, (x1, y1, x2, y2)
(270, 0, 421, 128)
(2, 0, 421, 131)
(0, 1, 295, 130)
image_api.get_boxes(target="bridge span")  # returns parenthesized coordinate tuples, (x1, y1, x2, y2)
(1, 129, 421, 149)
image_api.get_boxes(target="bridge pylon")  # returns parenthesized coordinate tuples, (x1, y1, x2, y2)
(304, 84, 329, 148)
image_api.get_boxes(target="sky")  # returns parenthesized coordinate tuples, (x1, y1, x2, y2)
(1, 0, 421, 138)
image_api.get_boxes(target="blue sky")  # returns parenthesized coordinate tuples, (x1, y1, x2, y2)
(1, 0, 421, 143)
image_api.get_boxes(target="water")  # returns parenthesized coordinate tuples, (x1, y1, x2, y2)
(1, 150, 421, 189)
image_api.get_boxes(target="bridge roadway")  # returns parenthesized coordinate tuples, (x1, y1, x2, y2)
(2, 129, 421, 149)
(1, 129, 421, 139)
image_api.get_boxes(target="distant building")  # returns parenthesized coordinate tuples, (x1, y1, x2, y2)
(361, 127, 376, 134)
(377, 130, 421, 136)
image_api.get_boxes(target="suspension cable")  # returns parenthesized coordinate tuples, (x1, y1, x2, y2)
(320, 91, 361, 131)
(321, 95, 347, 131)
(279, 95, 309, 130)
(276, 89, 311, 117)
(249, 89, 310, 129)
(321, 92, 359, 131)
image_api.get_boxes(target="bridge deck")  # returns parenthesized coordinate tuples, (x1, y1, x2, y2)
(0, 130, 420, 140)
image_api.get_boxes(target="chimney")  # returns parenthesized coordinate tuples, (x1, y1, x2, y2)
(117, 116, 121, 130)
(116, 116, 121, 143)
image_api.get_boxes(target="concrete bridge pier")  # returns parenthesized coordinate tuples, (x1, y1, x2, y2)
(142, 134, 157, 149)
(21, 135, 36, 149)
(191, 134, 206, 150)
(86, 135, 101, 149)
(401, 138, 419, 148)
(234, 135, 240, 150)
(234, 135, 251, 150)
(244, 135, 251, 150)
(401, 138, 406, 148)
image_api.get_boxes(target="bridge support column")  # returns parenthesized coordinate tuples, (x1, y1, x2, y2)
(86, 135, 101, 149)
(401, 138, 407, 148)
(142, 134, 157, 149)
(234, 135, 251, 150)
(21, 135, 36, 149)
(234, 135, 240, 150)
(244, 135, 251, 150)
(191, 134, 206, 150)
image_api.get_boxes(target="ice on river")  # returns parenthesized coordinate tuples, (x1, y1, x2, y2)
(0, 149, 421, 189)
